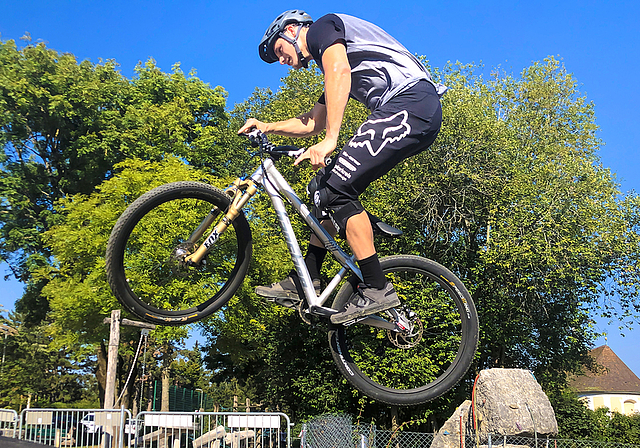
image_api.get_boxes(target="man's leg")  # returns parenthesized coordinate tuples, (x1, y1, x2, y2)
(329, 211, 400, 324)
(255, 219, 335, 305)
(344, 210, 374, 260)
(327, 82, 442, 323)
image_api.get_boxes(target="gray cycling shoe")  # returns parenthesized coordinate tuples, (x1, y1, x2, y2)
(330, 282, 400, 324)
(255, 276, 321, 308)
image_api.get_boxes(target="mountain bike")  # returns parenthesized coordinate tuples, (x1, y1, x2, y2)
(105, 130, 479, 406)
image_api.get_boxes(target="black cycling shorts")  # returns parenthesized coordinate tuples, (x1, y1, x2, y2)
(324, 79, 442, 201)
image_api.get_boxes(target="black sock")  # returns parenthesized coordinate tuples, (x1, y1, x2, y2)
(289, 244, 327, 281)
(305, 244, 327, 280)
(357, 253, 386, 289)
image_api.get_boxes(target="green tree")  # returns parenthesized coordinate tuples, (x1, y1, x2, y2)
(551, 389, 640, 443)
(38, 157, 235, 406)
(0, 312, 92, 410)
(172, 342, 207, 390)
(366, 58, 640, 389)
(548, 388, 595, 439)
(201, 58, 640, 426)
(0, 38, 229, 325)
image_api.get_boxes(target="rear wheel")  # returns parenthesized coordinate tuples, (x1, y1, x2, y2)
(105, 181, 252, 325)
(328, 255, 478, 405)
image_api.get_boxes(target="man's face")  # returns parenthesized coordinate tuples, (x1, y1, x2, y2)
(273, 27, 303, 69)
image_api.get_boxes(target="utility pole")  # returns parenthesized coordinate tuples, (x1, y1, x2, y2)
(1, 322, 18, 375)
(103, 310, 156, 409)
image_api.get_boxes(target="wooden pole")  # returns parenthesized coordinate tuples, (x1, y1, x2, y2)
(104, 309, 121, 410)
(102, 312, 156, 410)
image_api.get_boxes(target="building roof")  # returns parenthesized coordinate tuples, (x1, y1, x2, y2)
(569, 345, 640, 395)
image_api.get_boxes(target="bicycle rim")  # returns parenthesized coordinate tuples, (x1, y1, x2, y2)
(329, 255, 478, 405)
(106, 182, 252, 325)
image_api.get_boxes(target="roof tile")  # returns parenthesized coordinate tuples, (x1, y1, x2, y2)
(569, 345, 640, 394)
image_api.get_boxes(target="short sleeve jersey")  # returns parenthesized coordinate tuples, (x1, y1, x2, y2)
(306, 14, 444, 111)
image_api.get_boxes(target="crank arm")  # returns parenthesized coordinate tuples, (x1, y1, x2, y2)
(308, 306, 400, 331)
(343, 314, 398, 331)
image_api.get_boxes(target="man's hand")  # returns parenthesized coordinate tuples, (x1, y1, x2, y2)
(238, 118, 268, 135)
(294, 138, 337, 170)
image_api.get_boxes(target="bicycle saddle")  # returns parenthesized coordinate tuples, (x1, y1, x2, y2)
(367, 212, 403, 238)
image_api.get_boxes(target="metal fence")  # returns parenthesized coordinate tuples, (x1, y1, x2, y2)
(301, 416, 640, 448)
(1, 408, 18, 438)
(480, 435, 640, 448)
(18, 408, 132, 447)
(7, 408, 290, 448)
(135, 411, 291, 448)
(6, 408, 640, 448)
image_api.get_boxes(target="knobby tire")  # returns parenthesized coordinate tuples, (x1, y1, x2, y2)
(105, 181, 252, 325)
(328, 255, 478, 406)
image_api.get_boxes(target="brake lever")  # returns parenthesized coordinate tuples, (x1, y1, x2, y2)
(243, 128, 266, 148)
(287, 148, 332, 167)
(288, 148, 305, 158)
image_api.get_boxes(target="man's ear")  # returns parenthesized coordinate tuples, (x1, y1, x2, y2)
(283, 23, 298, 37)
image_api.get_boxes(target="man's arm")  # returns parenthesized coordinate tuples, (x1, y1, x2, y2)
(294, 42, 351, 168)
(238, 102, 326, 137)
(321, 42, 351, 146)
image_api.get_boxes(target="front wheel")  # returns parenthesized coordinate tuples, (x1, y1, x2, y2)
(105, 181, 252, 325)
(328, 255, 478, 406)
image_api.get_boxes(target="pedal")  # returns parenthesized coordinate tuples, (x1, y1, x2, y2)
(272, 297, 301, 308)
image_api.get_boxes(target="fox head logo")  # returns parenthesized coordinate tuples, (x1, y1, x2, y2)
(348, 110, 411, 156)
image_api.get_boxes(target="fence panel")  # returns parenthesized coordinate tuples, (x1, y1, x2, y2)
(0, 408, 18, 438)
(302, 421, 640, 448)
(18, 407, 131, 447)
(135, 411, 291, 448)
(489, 435, 640, 448)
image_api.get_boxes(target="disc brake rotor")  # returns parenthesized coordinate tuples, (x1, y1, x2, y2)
(386, 313, 423, 349)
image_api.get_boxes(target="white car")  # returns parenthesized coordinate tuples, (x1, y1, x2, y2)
(80, 413, 101, 434)
(124, 418, 138, 435)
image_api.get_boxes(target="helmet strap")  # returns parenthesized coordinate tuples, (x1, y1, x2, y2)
(279, 25, 310, 68)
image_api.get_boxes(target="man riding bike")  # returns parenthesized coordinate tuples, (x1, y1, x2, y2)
(238, 10, 445, 324)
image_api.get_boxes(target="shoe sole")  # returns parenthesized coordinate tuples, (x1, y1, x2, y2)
(255, 288, 321, 301)
(255, 288, 300, 300)
(330, 297, 401, 325)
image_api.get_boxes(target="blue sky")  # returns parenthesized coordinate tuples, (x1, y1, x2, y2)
(1, 1, 639, 375)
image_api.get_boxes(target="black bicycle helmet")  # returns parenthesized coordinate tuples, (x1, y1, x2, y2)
(259, 9, 313, 65)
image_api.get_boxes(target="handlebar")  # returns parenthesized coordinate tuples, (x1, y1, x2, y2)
(242, 129, 331, 166)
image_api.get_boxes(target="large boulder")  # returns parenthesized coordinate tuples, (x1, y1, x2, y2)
(431, 368, 557, 448)
(474, 368, 557, 437)
(430, 400, 472, 448)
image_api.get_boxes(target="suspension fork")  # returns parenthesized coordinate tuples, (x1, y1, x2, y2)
(184, 177, 258, 265)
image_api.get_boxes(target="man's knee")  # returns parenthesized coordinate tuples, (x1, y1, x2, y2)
(330, 199, 365, 233)
(307, 172, 364, 235)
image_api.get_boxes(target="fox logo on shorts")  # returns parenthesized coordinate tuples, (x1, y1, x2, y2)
(348, 110, 411, 157)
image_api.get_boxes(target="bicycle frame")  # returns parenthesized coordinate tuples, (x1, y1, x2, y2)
(186, 156, 362, 317)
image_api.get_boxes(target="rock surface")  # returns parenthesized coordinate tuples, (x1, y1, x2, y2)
(431, 368, 558, 448)
(474, 368, 557, 436)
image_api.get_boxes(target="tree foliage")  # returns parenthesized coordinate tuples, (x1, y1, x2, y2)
(0, 312, 95, 409)
(550, 388, 640, 442)
(0, 38, 229, 325)
(200, 58, 640, 426)
(3, 39, 639, 432)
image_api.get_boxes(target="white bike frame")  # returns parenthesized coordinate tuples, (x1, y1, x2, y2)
(249, 157, 362, 316)
(182, 148, 400, 329)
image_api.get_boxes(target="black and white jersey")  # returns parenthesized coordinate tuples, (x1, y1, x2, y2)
(306, 13, 446, 111)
